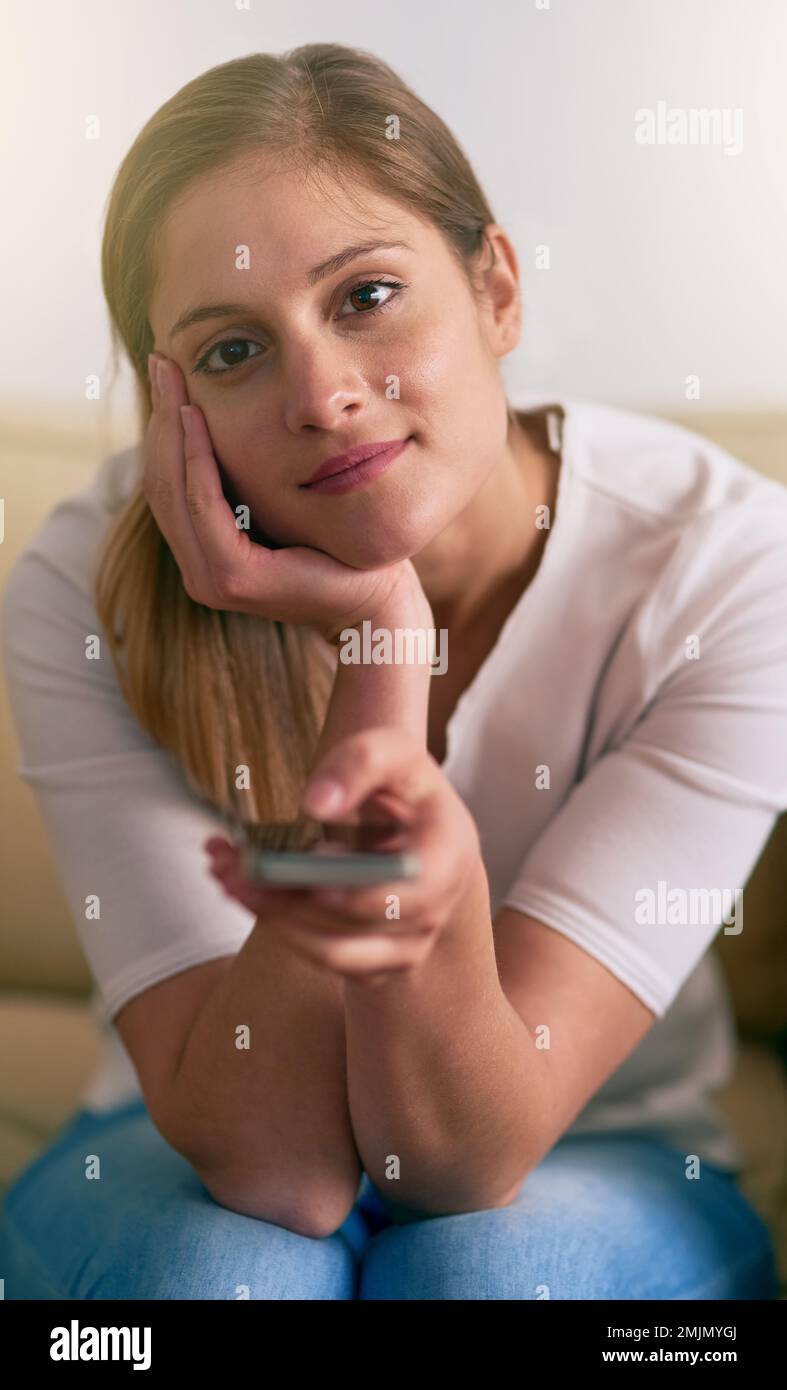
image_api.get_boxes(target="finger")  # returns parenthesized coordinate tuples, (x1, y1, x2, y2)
(176, 420, 405, 629)
(302, 728, 443, 823)
(178, 409, 354, 624)
(274, 920, 426, 978)
(309, 877, 423, 925)
(178, 401, 264, 605)
(144, 356, 216, 598)
(278, 890, 426, 936)
(204, 834, 234, 853)
(321, 787, 478, 925)
(209, 832, 417, 934)
(314, 933, 427, 978)
(146, 360, 418, 632)
(210, 865, 287, 918)
(209, 852, 325, 920)
(205, 839, 266, 901)
(207, 833, 399, 930)
(147, 353, 160, 413)
(204, 837, 245, 878)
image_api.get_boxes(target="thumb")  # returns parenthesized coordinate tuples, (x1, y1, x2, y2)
(300, 728, 438, 823)
(300, 771, 348, 820)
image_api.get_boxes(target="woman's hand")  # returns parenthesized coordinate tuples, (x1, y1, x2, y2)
(204, 727, 486, 983)
(144, 353, 427, 644)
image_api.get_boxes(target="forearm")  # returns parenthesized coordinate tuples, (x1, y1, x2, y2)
(166, 918, 361, 1235)
(343, 866, 552, 1216)
(311, 575, 434, 756)
(313, 577, 550, 1215)
(162, 585, 433, 1231)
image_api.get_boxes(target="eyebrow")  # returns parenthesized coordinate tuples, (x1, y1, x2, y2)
(168, 239, 415, 339)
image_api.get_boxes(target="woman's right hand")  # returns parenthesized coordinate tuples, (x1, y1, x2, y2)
(143, 353, 430, 644)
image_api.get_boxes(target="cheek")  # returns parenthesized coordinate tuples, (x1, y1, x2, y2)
(392, 307, 493, 415)
(193, 395, 274, 489)
(196, 391, 256, 452)
(190, 406, 294, 541)
(182, 382, 245, 470)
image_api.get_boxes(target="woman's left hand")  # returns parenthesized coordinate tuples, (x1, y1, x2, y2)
(204, 728, 486, 983)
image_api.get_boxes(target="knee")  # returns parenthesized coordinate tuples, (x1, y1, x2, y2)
(6, 1188, 356, 1301)
(359, 1200, 623, 1300)
(83, 1201, 358, 1300)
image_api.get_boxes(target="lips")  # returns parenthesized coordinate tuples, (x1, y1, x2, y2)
(301, 438, 411, 487)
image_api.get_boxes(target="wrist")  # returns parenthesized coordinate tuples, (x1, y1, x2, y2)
(343, 849, 493, 996)
(374, 562, 433, 631)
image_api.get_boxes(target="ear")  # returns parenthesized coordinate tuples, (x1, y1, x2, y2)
(470, 223, 523, 359)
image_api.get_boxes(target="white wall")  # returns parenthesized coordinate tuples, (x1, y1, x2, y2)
(2, 0, 785, 420)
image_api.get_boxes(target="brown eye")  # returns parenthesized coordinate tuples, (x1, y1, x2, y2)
(338, 279, 407, 318)
(195, 338, 264, 376)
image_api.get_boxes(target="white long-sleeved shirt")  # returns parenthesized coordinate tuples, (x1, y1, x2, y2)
(4, 396, 787, 1171)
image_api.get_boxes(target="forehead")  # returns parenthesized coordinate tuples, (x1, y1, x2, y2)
(150, 155, 431, 300)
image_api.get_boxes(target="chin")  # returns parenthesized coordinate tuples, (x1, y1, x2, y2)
(331, 514, 439, 570)
(333, 538, 414, 570)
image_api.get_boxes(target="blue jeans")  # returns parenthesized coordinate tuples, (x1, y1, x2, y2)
(0, 1098, 778, 1299)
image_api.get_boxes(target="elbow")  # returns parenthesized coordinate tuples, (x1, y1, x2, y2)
(370, 1166, 530, 1222)
(195, 1162, 360, 1239)
(151, 1098, 361, 1237)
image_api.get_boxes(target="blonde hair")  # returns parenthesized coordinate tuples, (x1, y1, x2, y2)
(95, 42, 501, 831)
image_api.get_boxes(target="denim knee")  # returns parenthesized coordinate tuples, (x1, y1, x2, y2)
(2, 1106, 360, 1301)
(356, 1136, 780, 1300)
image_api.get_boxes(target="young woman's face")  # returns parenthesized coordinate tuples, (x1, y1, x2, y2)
(147, 156, 521, 568)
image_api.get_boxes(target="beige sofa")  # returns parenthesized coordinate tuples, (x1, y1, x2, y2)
(1, 399, 786, 1295)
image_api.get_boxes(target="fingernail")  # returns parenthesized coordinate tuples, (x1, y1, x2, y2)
(204, 835, 230, 854)
(156, 359, 168, 394)
(304, 777, 345, 814)
(180, 405, 192, 436)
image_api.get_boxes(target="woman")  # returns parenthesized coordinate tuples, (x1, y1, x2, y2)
(1, 43, 784, 1300)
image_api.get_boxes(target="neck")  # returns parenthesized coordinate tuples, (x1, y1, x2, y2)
(412, 408, 557, 633)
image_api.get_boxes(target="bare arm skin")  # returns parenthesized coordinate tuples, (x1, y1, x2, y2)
(162, 577, 433, 1236)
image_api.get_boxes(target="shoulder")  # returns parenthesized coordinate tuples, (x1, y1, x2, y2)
(1, 443, 145, 752)
(560, 400, 787, 640)
(1, 443, 142, 643)
(563, 398, 787, 538)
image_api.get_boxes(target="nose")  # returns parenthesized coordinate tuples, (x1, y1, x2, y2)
(279, 341, 370, 433)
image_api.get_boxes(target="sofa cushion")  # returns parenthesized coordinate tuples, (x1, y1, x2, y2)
(0, 993, 103, 1193)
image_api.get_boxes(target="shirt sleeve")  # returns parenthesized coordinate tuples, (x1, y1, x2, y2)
(501, 499, 787, 1019)
(1, 542, 256, 1024)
